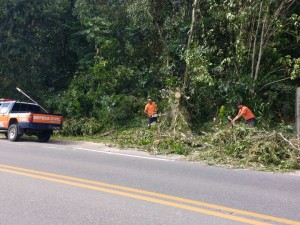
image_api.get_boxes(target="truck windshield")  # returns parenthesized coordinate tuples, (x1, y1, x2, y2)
(0, 103, 10, 114)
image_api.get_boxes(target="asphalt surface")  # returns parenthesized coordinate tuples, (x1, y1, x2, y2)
(0, 136, 299, 225)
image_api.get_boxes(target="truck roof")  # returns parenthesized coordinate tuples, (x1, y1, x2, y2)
(0, 100, 44, 114)
(0, 99, 38, 105)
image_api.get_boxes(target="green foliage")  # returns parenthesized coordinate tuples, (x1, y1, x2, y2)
(60, 117, 103, 136)
(1, 0, 299, 128)
(55, 91, 144, 131)
(0, 0, 78, 101)
(50, 57, 145, 130)
(291, 58, 300, 79)
(184, 47, 214, 87)
(218, 105, 228, 127)
(110, 129, 155, 148)
(109, 127, 192, 156)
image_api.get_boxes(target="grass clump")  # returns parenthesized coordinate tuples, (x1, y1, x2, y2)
(108, 125, 194, 156)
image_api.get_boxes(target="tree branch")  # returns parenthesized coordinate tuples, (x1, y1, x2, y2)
(146, 10, 167, 50)
(258, 77, 290, 91)
(278, 133, 300, 153)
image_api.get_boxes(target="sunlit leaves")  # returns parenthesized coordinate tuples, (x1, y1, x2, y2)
(184, 47, 213, 87)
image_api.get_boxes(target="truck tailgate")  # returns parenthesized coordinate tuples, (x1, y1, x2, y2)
(32, 114, 63, 125)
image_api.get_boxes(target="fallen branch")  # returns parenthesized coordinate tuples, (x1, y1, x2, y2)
(99, 130, 115, 137)
(278, 133, 300, 152)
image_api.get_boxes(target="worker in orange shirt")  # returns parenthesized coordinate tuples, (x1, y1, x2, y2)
(232, 103, 256, 127)
(144, 98, 158, 128)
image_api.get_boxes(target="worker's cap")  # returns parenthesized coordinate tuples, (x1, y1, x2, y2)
(236, 102, 242, 108)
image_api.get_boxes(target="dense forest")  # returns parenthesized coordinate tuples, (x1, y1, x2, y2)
(1, 0, 300, 169)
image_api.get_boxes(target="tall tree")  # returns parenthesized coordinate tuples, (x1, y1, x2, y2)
(54, 0, 300, 129)
(0, 0, 78, 102)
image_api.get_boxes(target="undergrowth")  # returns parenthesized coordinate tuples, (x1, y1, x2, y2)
(106, 124, 300, 171)
(108, 123, 193, 156)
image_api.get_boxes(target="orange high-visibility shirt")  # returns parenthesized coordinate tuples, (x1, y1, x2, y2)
(144, 102, 157, 116)
(238, 106, 255, 120)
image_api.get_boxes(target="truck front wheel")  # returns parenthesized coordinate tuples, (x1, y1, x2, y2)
(38, 133, 51, 142)
(8, 124, 20, 142)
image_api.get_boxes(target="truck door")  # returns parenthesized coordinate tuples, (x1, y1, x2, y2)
(0, 103, 11, 129)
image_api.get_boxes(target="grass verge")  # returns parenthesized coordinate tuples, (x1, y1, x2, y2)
(54, 122, 300, 172)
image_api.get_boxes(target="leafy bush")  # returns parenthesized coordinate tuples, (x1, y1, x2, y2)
(59, 118, 103, 136)
(107, 125, 193, 156)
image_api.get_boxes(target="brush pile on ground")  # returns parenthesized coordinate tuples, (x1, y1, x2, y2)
(195, 125, 300, 171)
(110, 124, 300, 171)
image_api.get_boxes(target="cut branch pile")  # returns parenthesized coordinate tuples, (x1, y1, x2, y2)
(195, 126, 300, 171)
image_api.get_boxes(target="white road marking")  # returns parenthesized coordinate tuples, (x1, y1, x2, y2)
(73, 147, 174, 162)
(43, 146, 66, 150)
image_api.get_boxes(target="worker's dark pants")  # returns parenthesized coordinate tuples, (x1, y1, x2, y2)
(245, 118, 256, 127)
(148, 116, 158, 128)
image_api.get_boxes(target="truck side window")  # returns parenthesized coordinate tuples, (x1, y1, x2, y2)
(0, 103, 10, 114)
(11, 103, 21, 112)
(20, 103, 28, 112)
(11, 103, 42, 113)
(34, 105, 42, 113)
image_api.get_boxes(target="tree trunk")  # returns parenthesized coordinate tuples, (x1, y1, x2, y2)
(183, 0, 198, 95)
(254, 14, 267, 81)
(251, 0, 295, 82)
(251, 2, 262, 80)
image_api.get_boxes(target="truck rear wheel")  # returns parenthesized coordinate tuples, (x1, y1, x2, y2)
(38, 133, 51, 142)
(8, 124, 20, 142)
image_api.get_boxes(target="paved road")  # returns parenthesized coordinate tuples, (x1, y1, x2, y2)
(0, 137, 299, 225)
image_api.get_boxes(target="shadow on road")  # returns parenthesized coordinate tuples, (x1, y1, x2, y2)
(0, 134, 78, 146)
